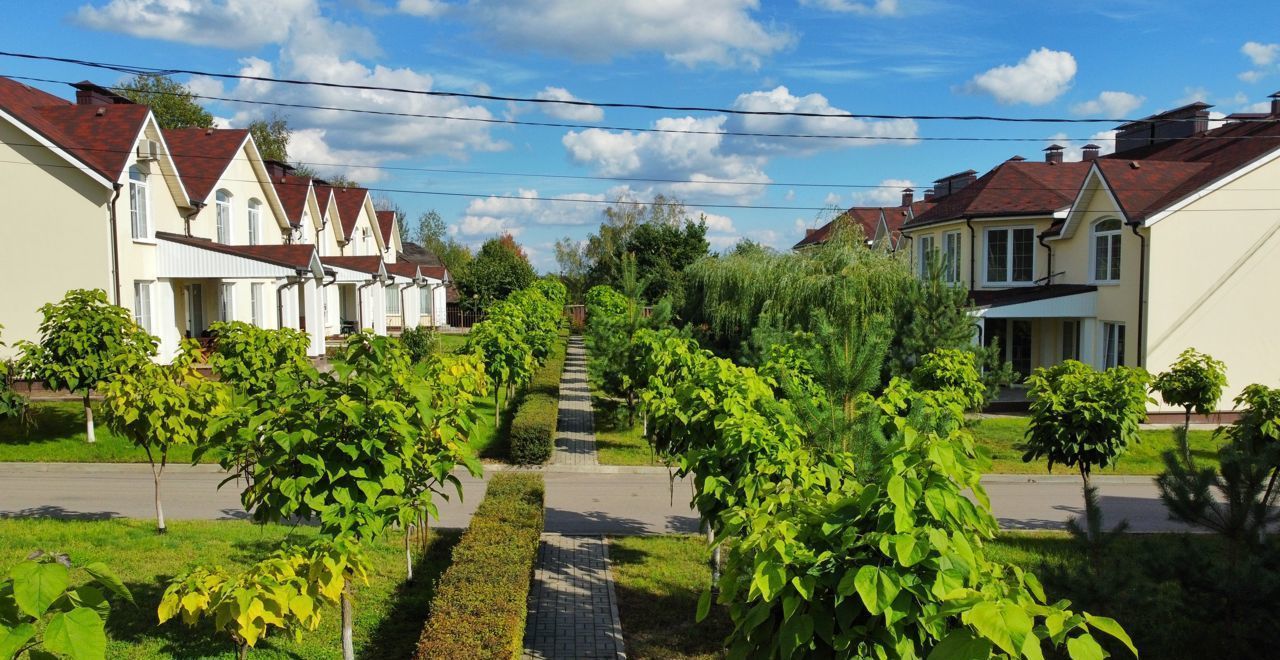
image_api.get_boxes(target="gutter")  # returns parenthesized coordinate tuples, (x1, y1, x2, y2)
(108, 183, 122, 305)
(964, 217, 977, 291)
(1037, 231, 1054, 286)
(1127, 219, 1148, 368)
(183, 201, 205, 238)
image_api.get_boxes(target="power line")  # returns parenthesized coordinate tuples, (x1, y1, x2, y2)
(1, 50, 1266, 126)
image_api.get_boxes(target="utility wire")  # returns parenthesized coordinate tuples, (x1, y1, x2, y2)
(1, 50, 1267, 125)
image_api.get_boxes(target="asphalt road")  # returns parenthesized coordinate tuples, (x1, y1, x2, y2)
(0, 463, 1192, 534)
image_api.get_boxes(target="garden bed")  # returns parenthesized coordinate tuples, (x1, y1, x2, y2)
(0, 519, 458, 659)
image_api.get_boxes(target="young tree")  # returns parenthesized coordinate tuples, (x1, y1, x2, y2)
(455, 234, 536, 309)
(207, 322, 310, 397)
(17, 289, 158, 443)
(466, 310, 533, 425)
(100, 340, 227, 533)
(248, 113, 291, 162)
(1153, 347, 1228, 435)
(116, 73, 213, 129)
(0, 325, 30, 425)
(1023, 361, 1152, 541)
(911, 347, 989, 412)
(416, 209, 446, 246)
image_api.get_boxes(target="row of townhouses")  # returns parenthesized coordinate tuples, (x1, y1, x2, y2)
(798, 94, 1280, 412)
(0, 77, 451, 361)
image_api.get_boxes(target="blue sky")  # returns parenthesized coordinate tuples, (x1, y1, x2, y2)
(3, 0, 1278, 270)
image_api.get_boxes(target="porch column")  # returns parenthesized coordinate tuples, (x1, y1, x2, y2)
(371, 284, 388, 335)
(1080, 319, 1098, 368)
(402, 285, 419, 330)
(301, 277, 325, 357)
(155, 282, 177, 362)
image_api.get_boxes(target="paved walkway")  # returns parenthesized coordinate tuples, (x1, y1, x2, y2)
(522, 534, 626, 659)
(552, 337, 598, 466)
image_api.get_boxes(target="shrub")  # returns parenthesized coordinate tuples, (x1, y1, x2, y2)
(911, 347, 988, 411)
(400, 325, 439, 363)
(207, 321, 310, 396)
(415, 473, 545, 660)
(509, 333, 567, 464)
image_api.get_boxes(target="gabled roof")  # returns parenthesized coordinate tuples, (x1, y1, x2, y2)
(375, 210, 396, 245)
(331, 187, 370, 239)
(400, 241, 444, 267)
(156, 231, 322, 273)
(386, 261, 420, 279)
(0, 77, 152, 183)
(905, 160, 1092, 229)
(794, 207, 885, 249)
(322, 255, 386, 276)
(162, 128, 250, 204)
(271, 175, 314, 226)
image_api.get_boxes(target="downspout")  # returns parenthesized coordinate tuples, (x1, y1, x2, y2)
(356, 278, 378, 331)
(276, 276, 301, 329)
(1037, 232, 1054, 286)
(1127, 219, 1147, 368)
(108, 183, 122, 305)
(183, 201, 205, 238)
(965, 217, 977, 291)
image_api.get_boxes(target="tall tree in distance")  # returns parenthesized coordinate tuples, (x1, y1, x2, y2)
(584, 194, 708, 308)
(116, 74, 213, 129)
(554, 237, 589, 304)
(248, 113, 291, 162)
(415, 209, 474, 274)
(456, 234, 536, 309)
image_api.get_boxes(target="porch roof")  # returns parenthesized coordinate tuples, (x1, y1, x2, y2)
(322, 256, 388, 283)
(970, 284, 1097, 318)
(156, 232, 324, 279)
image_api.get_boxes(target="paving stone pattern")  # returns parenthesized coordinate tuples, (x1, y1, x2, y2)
(552, 337, 598, 466)
(522, 534, 626, 659)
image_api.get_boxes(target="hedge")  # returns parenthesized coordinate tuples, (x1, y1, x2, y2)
(508, 331, 568, 464)
(414, 472, 546, 659)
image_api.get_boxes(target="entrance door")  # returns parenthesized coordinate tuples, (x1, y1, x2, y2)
(186, 284, 204, 337)
(1010, 320, 1033, 378)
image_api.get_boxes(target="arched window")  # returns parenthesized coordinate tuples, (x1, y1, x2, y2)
(128, 166, 150, 240)
(1092, 218, 1122, 282)
(247, 198, 262, 245)
(215, 190, 233, 243)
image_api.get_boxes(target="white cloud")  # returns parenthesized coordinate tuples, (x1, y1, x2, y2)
(1070, 91, 1144, 117)
(397, 0, 449, 17)
(799, 0, 900, 15)
(1044, 131, 1117, 162)
(534, 87, 604, 122)
(726, 86, 919, 155)
(74, 0, 319, 49)
(456, 189, 607, 240)
(461, 0, 793, 68)
(784, 189, 796, 201)
(453, 215, 524, 237)
(966, 48, 1077, 105)
(1242, 41, 1279, 66)
(699, 212, 736, 233)
(823, 192, 843, 206)
(852, 178, 914, 206)
(1174, 86, 1210, 105)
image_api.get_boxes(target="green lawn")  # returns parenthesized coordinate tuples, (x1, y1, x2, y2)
(0, 519, 458, 659)
(0, 402, 208, 464)
(970, 416, 1223, 475)
(434, 333, 470, 355)
(611, 532, 1254, 660)
(592, 394, 660, 466)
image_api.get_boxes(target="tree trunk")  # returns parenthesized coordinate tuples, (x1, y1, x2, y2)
(153, 466, 167, 534)
(341, 579, 355, 660)
(84, 393, 96, 444)
(706, 525, 720, 597)
(404, 523, 414, 582)
(494, 385, 501, 427)
(237, 641, 249, 660)
(1079, 465, 1094, 544)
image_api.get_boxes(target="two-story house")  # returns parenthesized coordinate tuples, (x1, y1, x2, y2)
(793, 187, 929, 251)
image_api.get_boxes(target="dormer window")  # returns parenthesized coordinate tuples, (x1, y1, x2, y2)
(128, 166, 150, 240)
(215, 190, 232, 243)
(247, 198, 262, 246)
(1092, 218, 1122, 282)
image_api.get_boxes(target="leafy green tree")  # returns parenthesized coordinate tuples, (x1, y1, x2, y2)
(416, 209, 446, 246)
(1023, 361, 1152, 540)
(911, 347, 988, 412)
(0, 550, 133, 660)
(17, 289, 158, 444)
(456, 234, 536, 309)
(466, 306, 533, 424)
(116, 74, 213, 129)
(248, 113, 291, 162)
(399, 325, 438, 363)
(554, 237, 590, 304)
(1153, 347, 1228, 435)
(0, 326, 30, 426)
(412, 210, 473, 275)
(887, 257, 981, 373)
(100, 340, 227, 533)
(207, 322, 310, 397)
(583, 195, 708, 308)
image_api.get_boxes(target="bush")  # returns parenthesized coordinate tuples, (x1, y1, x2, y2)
(910, 347, 987, 411)
(508, 332, 567, 464)
(400, 325, 439, 362)
(415, 473, 545, 660)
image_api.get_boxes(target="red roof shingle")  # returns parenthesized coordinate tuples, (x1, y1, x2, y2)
(156, 231, 318, 270)
(331, 187, 370, 241)
(906, 160, 1092, 229)
(322, 256, 385, 275)
(271, 175, 313, 225)
(162, 128, 249, 204)
(375, 210, 396, 246)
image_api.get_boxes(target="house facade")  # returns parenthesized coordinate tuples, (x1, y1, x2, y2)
(898, 98, 1280, 411)
(0, 77, 451, 361)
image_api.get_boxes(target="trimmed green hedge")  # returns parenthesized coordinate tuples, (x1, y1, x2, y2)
(508, 331, 567, 464)
(414, 472, 545, 659)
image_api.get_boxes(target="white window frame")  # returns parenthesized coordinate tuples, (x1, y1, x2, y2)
(216, 190, 233, 243)
(250, 283, 264, 327)
(419, 286, 431, 318)
(1091, 218, 1123, 284)
(983, 226, 1036, 287)
(247, 199, 262, 246)
(1102, 322, 1125, 368)
(128, 166, 151, 241)
(219, 283, 236, 323)
(917, 235, 936, 277)
(942, 231, 962, 283)
(132, 281, 153, 332)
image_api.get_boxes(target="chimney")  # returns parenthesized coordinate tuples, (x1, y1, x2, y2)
(900, 187, 914, 207)
(923, 189, 935, 201)
(1271, 91, 1280, 117)
(264, 159, 294, 179)
(1044, 144, 1065, 164)
(1081, 144, 1101, 161)
(72, 81, 133, 106)
(1114, 102, 1212, 154)
(805, 228, 817, 238)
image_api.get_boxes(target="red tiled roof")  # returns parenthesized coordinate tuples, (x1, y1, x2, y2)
(386, 261, 419, 279)
(271, 175, 313, 225)
(1093, 160, 1209, 221)
(0, 77, 151, 182)
(156, 231, 318, 270)
(399, 242, 444, 267)
(906, 161, 1092, 229)
(375, 210, 396, 245)
(322, 256, 384, 275)
(331, 187, 370, 240)
(793, 207, 885, 248)
(163, 128, 249, 204)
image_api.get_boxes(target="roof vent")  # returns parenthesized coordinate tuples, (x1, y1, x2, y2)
(95, 107, 105, 117)
(1044, 144, 1065, 164)
(1008, 155, 1026, 161)
(205, 128, 214, 136)
(1129, 161, 1141, 169)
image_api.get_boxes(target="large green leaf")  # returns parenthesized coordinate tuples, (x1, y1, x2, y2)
(968, 601, 1033, 657)
(853, 565, 900, 616)
(83, 563, 132, 605)
(43, 607, 106, 660)
(0, 622, 37, 660)
(1085, 613, 1138, 658)
(10, 561, 69, 618)
(927, 629, 992, 660)
(1066, 634, 1105, 660)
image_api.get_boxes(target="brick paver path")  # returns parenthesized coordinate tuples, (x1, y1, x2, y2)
(522, 534, 626, 659)
(552, 337, 598, 466)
